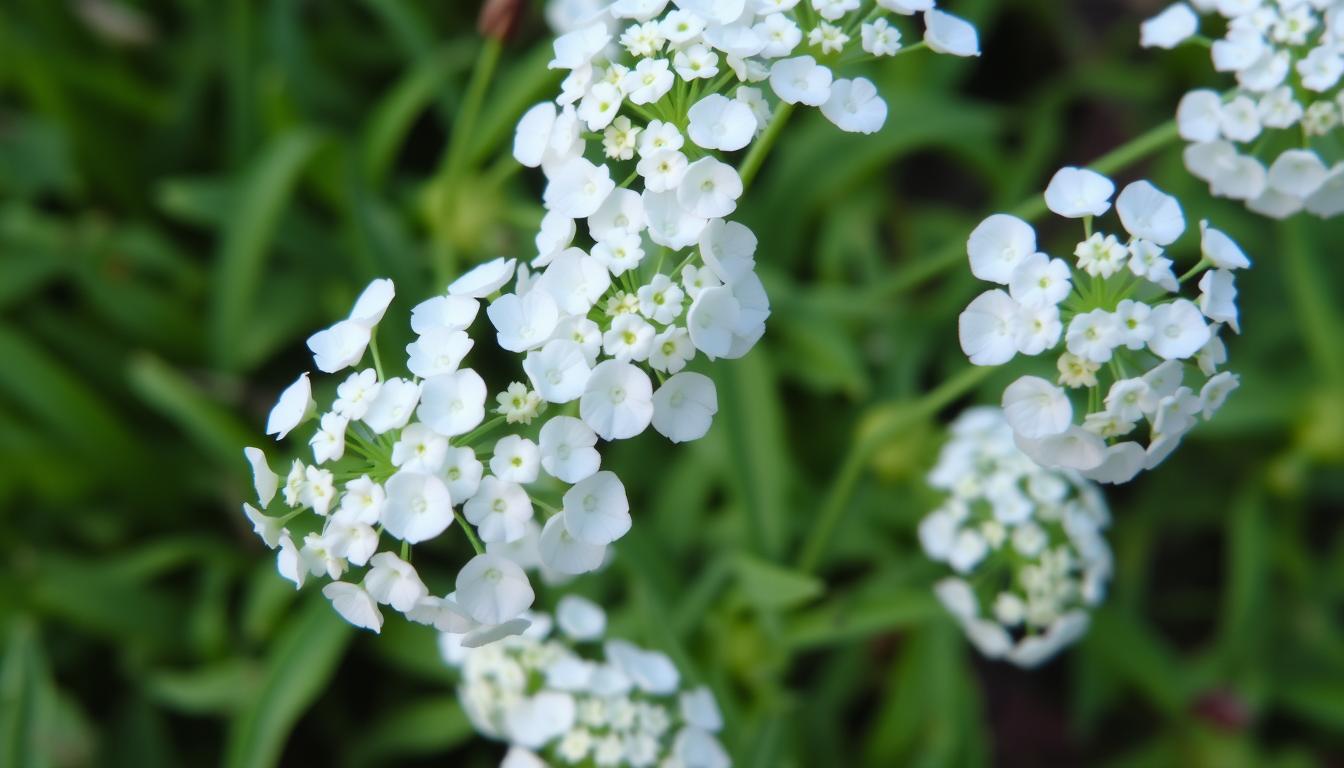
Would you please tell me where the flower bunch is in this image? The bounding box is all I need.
[1142,1,1344,218]
[242,268,728,638]
[920,408,1113,668]
[445,595,729,768]
[957,167,1247,484]
[510,3,982,419]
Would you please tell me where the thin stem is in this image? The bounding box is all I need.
[866,119,1180,301]
[738,102,796,191]
[454,510,486,555]
[369,333,386,381]
[443,38,502,182]
[796,365,995,573]
[1281,218,1344,386]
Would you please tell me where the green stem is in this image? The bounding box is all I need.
[443,37,502,182]
[454,510,486,555]
[865,119,1180,301]
[796,365,995,574]
[369,333,386,381]
[1281,218,1344,386]
[738,102,796,191]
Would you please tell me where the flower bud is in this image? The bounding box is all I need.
[478,0,522,43]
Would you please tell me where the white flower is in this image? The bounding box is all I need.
[539,416,602,483]
[1298,46,1344,92]
[923,9,981,57]
[1200,221,1250,269]
[1116,180,1186,246]
[243,502,284,548]
[550,23,611,70]
[820,77,888,134]
[464,475,534,543]
[405,327,474,378]
[1141,3,1199,49]
[524,339,592,405]
[418,369,488,438]
[1200,371,1239,418]
[332,369,381,420]
[862,18,902,56]
[589,187,646,242]
[644,189,708,249]
[652,372,718,443]
[362,377,420,434]
[1008,252,1071,307]
[677,157,743,219]
[1267,149,1328,198]
[1147,299,1211,360]
[539,514,608,574]
[515,102,560,168]
[959,289,1020,365]
[244,446,279,507]
[382,471,453,544]
[455,552,535,625]
[673,44,719,80]
[544,157,615,219]
[310,412,349,464]
[307,320,371,374]
[1015,302,1062,355]
[1044,167,1115,218]
[649,326,695,373]
[580,360,654,440]
[489,290,561,353]
[441,446,484,503]
[535,249,613,316]
[1066,309,1121,363]
[557,595,607,640]
[1073,233,1128,279]
[491,435,542,484]
[563,470,631,546]
[578,81,623,131]
[637,274,686,324]
[450,257,517,298]
[769,56,832,106]
[1128,239,1179,292]
[757,12,802,57]
[688,94,757,152]
[637,148,689,193]
[323,582,383,633]
[1177,89,1223,142]
[1002,375,1073,439]
[1220,95,1261,142]
[968,214,1037,284]
[1114,299,1155,350]
[1198,269,1240,332]
[365,552,429,612]
[687,285,742,359]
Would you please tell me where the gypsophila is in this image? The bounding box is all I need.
[1143,1,1344,218]
[958,168,1247,483]
[243,266,739,637]
[445,596,730,768]
[922,408,1113,668]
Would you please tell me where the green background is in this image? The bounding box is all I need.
[2,0,1342,765]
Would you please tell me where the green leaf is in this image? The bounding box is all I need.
[146,659,259,716]
[210,129,323,370]
[126,353,257,470]
[734,555,823,611]
[348,696,474,768]
[0,620,47,768]
[224,594,353,768]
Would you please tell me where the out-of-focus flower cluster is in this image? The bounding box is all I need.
[445,595,730,768]
[242,269,730,639]
[958,167,1246,483]
[1142,0,1344,218]
[921,408,1113,668]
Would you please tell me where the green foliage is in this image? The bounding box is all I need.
[0,1,1341,766]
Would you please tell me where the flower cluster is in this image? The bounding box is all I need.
[1141,1,1344,218]
[957,167,1246,483]
[242,269,731,637]
[511,2,982,425]
[920,408,1113,668]
[445,595,729,768]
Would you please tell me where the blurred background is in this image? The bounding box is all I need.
[2,0,1342,765]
